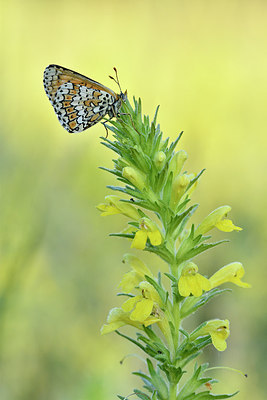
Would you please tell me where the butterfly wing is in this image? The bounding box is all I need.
[43,64,119,133]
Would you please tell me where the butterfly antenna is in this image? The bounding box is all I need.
[109,67,122,93]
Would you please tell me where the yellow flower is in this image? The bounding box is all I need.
[178,262,211,297]
[101,307,143,335]
[209,262,251,289]
[194,319,230,351]
[122,281,162,326]
[195,206,242,236]
[97,195,140,220]
[131,218,162,250]
[119,254,153,292]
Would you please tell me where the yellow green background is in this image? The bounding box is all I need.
[1,1,266,399]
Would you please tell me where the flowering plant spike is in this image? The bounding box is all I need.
[98,98,249,400]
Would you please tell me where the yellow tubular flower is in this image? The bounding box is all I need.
[100,307,143,335]
[195,206,242,236]
[209,262,251,289]
[121,281,162,326]
[126,297,154,323]
[139,281,163,307]
[97,195,140,220]
[195,319,230,351]
[178,262,211,297]
[119,254,153,293]
[131,218,162,250]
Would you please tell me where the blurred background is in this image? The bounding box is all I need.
[0,0,266,399]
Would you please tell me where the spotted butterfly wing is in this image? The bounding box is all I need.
[43,64,126,133]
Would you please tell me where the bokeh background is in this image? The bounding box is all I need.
[1,0,266,399]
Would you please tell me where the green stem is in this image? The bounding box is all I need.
[169,382,177,400]
[168,262,181,399]
[172,299,180,352]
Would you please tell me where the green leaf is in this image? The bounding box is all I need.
[98,166,122,178]
[176,240,228,265]
[106,185,128,194]
[133,371,153,383]
[183,392,239,400]
[154,166,168,194]
[187,169,205,190]
[144,243,174,264]
[152,105,160,126]
[179,351,202,369]
[189,322,208,338]
[162,171,173,205]
[109,233,135,239]
[179,328,190,338]
[133,389,152,400]
[144,275,166,304]
[173,204,199,238]
[176,364,211,399]
[158,363,184,385]
[174,336,211,365]
[169,205,198,237]
[101,141,122,155]
[115,331,147,353]
[146,359,169,400]
[117,292,135,297]
[181,288,231,318]
[137,334,170,362]
[164,273,177,283]
[167,131,184,156]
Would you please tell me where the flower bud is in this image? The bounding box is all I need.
[122,167,146,190]
[170,174,190,209]
[154,151,166,171]
[186,173,198,196]
[169,150,188,177]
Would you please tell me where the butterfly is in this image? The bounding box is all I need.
[43,64,127,133]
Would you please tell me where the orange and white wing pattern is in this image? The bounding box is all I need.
[43,64,126,133]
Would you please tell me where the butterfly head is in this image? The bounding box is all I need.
[109,89,127,118]
[120,89,127,102]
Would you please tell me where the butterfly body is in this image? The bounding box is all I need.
[43,64,126,133]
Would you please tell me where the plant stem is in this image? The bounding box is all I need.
[169,261,180,351]
[169,261,181,399]
[169,382,177,400]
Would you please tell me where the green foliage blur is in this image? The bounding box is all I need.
[0,1,266,399]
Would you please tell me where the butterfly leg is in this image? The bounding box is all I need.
[117,112,140,135]
[102,121,109,138]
